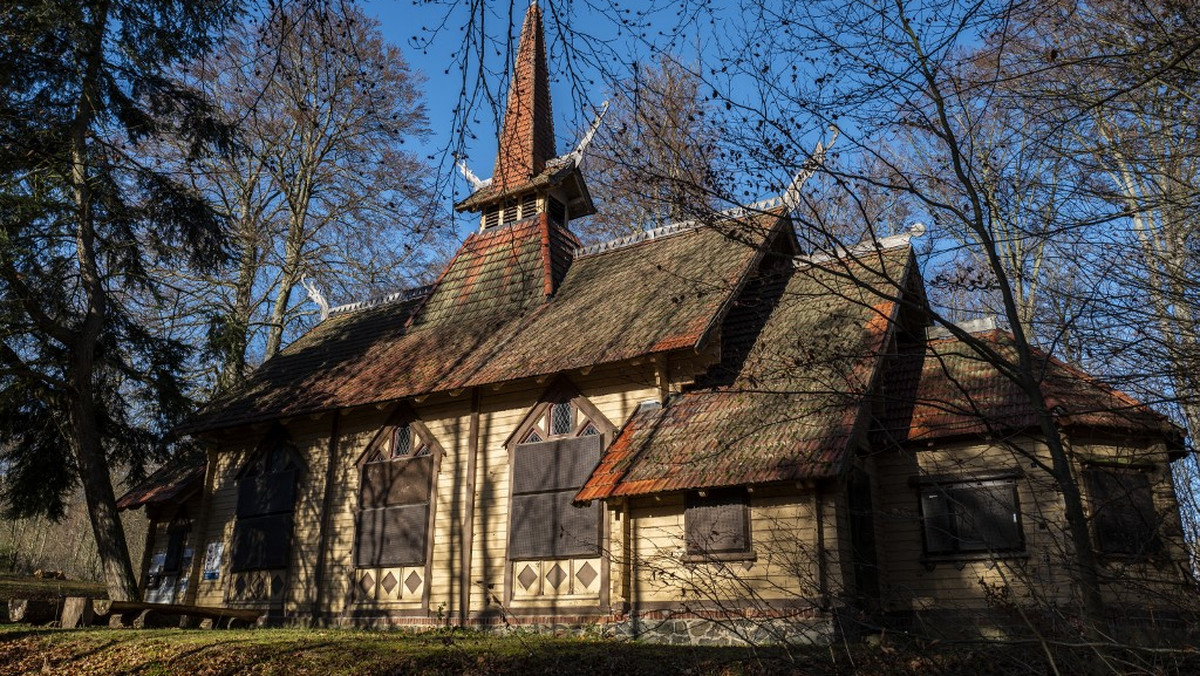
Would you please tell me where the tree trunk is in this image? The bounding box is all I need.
[67,0,139,602]
[216,227,260,391]
[263,184,312,359]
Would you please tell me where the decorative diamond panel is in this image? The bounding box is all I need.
[575,561,597,589]
[545,563,567,589]
[234,576,247,597]
[517,564,539,590]
[405,570,422,594]
[381,572,398,594]
[359,572,375,598]
[252,576,266,598]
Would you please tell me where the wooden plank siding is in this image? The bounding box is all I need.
[872,434,1190,614]
[190,361,669,623]
[620,486,839,612]
[181,363,1191,627]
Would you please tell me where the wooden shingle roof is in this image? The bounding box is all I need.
[183,211,781,433]
[874,330,1184,448]
[577,244,914,501]
[116,457,206,511]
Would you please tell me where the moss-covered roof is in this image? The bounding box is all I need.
[874,329,1184,448]
[577,244,914,501]
[184,212,779,433]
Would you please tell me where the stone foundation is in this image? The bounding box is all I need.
[325,608,838,646]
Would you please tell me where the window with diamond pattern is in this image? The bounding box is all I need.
[356,423,435,568]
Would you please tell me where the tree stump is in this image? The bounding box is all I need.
[8,599,58,625]
[59,597,94,629]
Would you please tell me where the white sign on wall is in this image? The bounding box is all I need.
[202,541,224,581]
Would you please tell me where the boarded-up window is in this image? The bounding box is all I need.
[1085,467,1162,557]
[230,443,298,572]
[355,438,435,568]
[685,490,750,555]
[356,504,429,568]
[509,435,603,560]
[919,480,1022,556]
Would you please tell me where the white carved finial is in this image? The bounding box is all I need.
[301,275,330,321]
[781,125,840,212]
[568,101,610,169]
[456,157,487,192]
[908,222,927,238]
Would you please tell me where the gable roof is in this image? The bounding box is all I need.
[875,329,1185,449]
[183,211,784,434]
[117,457,207,511]
[577,243,914,501]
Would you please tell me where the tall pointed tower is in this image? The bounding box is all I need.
[454,0,596,230]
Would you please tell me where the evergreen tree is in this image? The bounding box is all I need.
[0,0,237,599]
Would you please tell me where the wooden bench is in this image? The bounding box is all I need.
[100,600,263,629]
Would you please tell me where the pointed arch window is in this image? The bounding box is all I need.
[518,398,597,444]
[356,420,438,568]
[231,433,300,572]
[509,389,613,561]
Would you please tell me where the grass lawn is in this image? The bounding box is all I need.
[2,624,1199,675]
[0,626,828,676]
[0,572,106,602]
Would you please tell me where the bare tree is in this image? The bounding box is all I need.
[167,3,446,389]
[580,57,723,242]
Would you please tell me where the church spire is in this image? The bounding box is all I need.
[454,0,597,228]
[494,0,555,192]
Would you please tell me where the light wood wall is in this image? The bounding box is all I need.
[616,486,842,612]
[873,433,1191,614]
[192,359,666,621]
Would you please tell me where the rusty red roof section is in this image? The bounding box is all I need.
[491,1,554,193]
[875,330,1183,446]
[116,458,206,511]
[184,212,779,433]
[577,245,914,501]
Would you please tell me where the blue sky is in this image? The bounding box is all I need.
[360,0,723,214]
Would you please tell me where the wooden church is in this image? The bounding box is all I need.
[119,1,1194,642]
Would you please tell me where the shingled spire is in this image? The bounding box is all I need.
[454,0,596,228]
[494,0,554,192]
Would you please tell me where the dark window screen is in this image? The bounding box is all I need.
[1085,468,1162,557]
[686,490,750,555]
[355,504,430,568]
[920,481,1022,556]
[355,446,435,568]
[509,435,603,560]
[231,513,292,571]
[231,449,298,572]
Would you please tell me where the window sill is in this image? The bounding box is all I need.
[920,551,1028,571]
[682,551,757,564]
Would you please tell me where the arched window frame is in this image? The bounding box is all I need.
[230,426,302,572]
[353,404,443,571]
[514,392,606,445]
[505,379,615,575]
